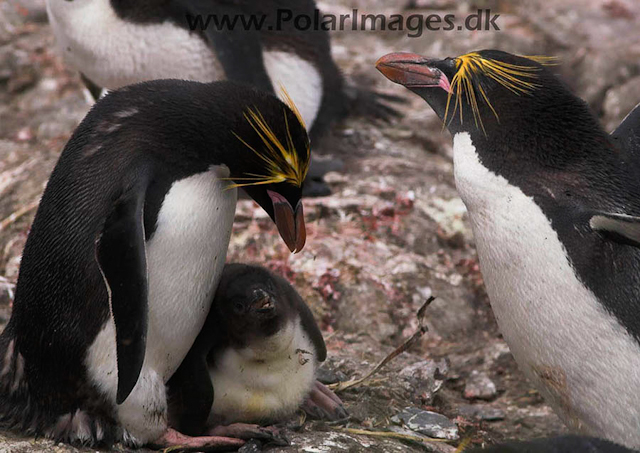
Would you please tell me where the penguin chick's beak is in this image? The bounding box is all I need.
[267,190,306,253]
[376,52,451,93]
[251,289,275,314]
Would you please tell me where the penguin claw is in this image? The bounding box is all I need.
[207,423,289,447]
[149,428,245,452]
[344,85,406,122]
[302,381,349,421]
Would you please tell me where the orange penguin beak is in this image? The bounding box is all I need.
[268,190,306,253]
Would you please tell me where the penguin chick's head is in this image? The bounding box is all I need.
[228,89,310,253]
[214,264,291,344]
[376,50,559,136]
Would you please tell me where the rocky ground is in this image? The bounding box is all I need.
[1,0,639,451]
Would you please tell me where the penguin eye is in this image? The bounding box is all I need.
[233,302,244,314]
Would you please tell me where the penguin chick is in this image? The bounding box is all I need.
[0,80,310,451]
[168,263,347,437]
[465,435,637,453]
[376,50,640,449]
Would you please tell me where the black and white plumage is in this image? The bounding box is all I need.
[168,263,346,437]
[47,0,399,196]
[0,80,310,449]
[45,0,401,197]
[377,50,640,449]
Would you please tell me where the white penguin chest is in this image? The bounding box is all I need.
[46,0,224,88]
[145,166,237,380]
[452,132,640,446]
[207,319,318,424]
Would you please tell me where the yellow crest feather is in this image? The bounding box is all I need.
[227,101,310,190]
[444,52,558,134]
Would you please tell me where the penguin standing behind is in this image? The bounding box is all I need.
[376,50,640,449]
[45,0,401,195]
[167,263,347,438]
[0,80,310,450]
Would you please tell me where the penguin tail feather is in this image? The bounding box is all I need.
[0,331,121,447]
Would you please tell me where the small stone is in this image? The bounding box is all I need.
[464,371,498,401]
[457,404,505,421]
[238,439,262,453]
[391,407,459,440]
[399,359,448,404]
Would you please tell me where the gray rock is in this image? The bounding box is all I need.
[457,404,505,421]
[399,359,448,404]
[463,371,498,401]
[391,407,459,440]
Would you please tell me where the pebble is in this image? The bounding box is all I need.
[463,371,498,401]
[391,407,459,440]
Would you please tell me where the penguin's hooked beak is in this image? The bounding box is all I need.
[267,190,306,253]
[376,52,451,93]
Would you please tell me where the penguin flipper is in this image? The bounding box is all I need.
[611,102,640,156]
[180,1,274,93]
[97,185,149,405]
[589,211,640,248]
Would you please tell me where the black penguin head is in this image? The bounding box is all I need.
[376,50,562,137]
[214,264,290,343]
[226,89,310,253]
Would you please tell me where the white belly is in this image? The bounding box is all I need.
[208,319,318,424]
[87,165,237,394]
[146,166,237,379]
[453,132,640,448]
[46,0,224,88]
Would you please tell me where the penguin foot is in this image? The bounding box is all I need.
[149,427,245,452]
[344,85,405,122]
[207,423,289,446]
[302,380,349,421]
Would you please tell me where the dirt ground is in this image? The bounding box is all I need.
[1,0,640,451]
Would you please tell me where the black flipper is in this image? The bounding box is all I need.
[97,183,149,405]
[167,351,214,436]
[589,211,640,248]
[611,102,640,156]
[178,0,274,93]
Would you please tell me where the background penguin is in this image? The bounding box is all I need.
[376,50,640,449]
[45,0,402,197]
[0,80,310,450]
[167,263,347,439]
[464,435,637,453]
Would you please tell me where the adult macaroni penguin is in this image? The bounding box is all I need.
[377,50,640,449]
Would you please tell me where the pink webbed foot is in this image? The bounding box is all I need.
[149,427,245,452]
[302,380,349,420]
